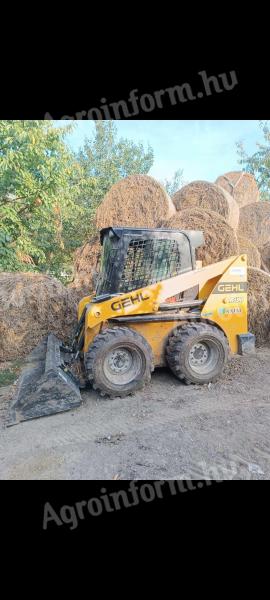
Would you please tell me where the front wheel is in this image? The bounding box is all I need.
[166,322,229,385]
[84,327,154,397]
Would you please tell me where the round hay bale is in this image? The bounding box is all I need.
[0,273,77,361]
[238,201,270,247]
[259,240,270,273]
[164,208,239,266]
[95,174,175,230]
[69,234,101,298]
[248,267,270,345]
[172,180,239,230]
[237,234,261,268]
[216,171,260,208]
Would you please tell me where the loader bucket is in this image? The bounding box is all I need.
[7,334,82,426]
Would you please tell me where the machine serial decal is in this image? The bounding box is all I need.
[213,282,247,294]
[218,307,242,315]
[111,292,151,311]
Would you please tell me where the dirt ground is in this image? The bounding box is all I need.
[0,347,270,480]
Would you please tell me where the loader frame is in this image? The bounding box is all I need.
[78,254,248,365]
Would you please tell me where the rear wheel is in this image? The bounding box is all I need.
[166,322,229,385]
[84,327,154,397]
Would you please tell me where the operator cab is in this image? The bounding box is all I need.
[96,226,204,297]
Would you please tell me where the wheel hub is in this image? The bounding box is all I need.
[189,342,209,366]
[108,349,133,374]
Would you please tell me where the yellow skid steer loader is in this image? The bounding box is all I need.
[9,227,255,425]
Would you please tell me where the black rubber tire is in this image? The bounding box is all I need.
[166,322,229,385]
[84,327,154,397]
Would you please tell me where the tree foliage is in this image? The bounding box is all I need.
[77,121,154,209]
[161,168,185,196]
[0,120,87,277]
[0,120,155,280]
[237,121,270,200]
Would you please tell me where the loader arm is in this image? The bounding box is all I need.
[79,254,248,355]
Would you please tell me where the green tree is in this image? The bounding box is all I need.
[0,120,87,277]
[161,168,185,196]
[237,121,270,200]
[0,120,155,281]
[77,121,154,210]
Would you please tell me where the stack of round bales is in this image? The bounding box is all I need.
[248,267,270,345]
[172,180,239,230]
[0,272,77,361]
[95,174,175,230]
[164,208,239,266]
[69,234,100,299]
[216,171,260,208]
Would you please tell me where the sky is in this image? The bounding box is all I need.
[57,120,263,183]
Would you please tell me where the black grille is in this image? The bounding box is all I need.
[96,237,183,295]
[119,238,182,293]
[96,227,200,296]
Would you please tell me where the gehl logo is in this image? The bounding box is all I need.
[111,292,150,311]
[213,282,247,294]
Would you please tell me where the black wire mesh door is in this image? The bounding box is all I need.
[119,238,182,293]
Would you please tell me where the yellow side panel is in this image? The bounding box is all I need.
[200,254,248,353]
[122,321,179,367]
